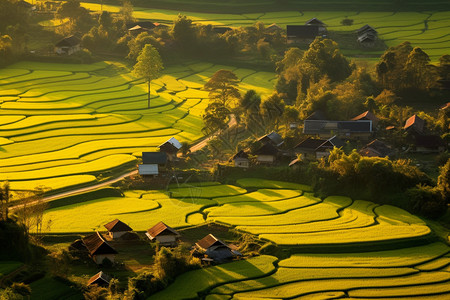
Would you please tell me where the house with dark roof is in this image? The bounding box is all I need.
[82,232,118,264]
[360,139,393,158]
[357,25,378,36]
[294,135,344,160]
[158,137,182,161]
[87,271,111,287]
[195,234,234,262]
[414,135,445,153]
[305,18,326,33]
[54,35,81,55]
[286,25,320,44]
[357,32,377,47]
[303,120,372,140]
[128,25,149,34]
[139,152,168,175]
[305,110,327,121]
[258,131,284,147]
[104,219,132,239]
[146,221,180,246]
[253,143,278,164]
[229,150,249,168]
[266,23,283,33]
[351,111,378,127]
[404,115,425,135]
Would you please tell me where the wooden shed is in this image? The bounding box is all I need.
[229,150,249,168]
[87,271,111,287]
[253,143,278,164]
[139,152,168,175]
[146,221,180,246]
[82,232,118,264]
[104,219,133,239]
[54,35,81,55]
[158,137,182,161]
[195,234,234,262]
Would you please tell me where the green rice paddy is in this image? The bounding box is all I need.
[0,61,275,193]
[79,3,450,60]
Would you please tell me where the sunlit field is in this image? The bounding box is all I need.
[80,2,450,61]
[34,177,450,299]
[0,62,275,194]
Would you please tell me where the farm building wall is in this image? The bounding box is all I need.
[257,155,275,163]
[109,231,127,239]
[93,254,115,264]
[155,235,177,246]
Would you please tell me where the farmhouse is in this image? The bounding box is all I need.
[229,150,250,168]
[357,32,377,47]
[357,24,378,36]
[305,18,327,33]
[158,137,182,161]
[258,131,284,147]
[139,152,168,176]
[146,221,180,246]
[87,271,111,287]
[253,142,278,164]
[195,234,234,262]
[104,219,132,239]
[266,23,282,32]
[82,232,118,264]
[286,25,320,44]
[54,35,81,55]
[303,120,372,139]
[360,139,393,158]
[351,111,378,127]
[404,115,425,135]
[294,135,344,160]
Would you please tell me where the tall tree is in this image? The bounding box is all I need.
[133,44,164,108]
[437,159,450,204]
[204,69,240,106]
[0,181,11,221]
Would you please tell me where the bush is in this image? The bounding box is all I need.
[407,185,446,219]
[341,18,354,26]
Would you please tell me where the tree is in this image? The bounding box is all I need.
[204,70,240,106]
[437,158,450,204]
[202,100,230,134]
[16,187,49,239]
[127,32,162,61]
[133,44,164,108]
[171,15,196,53]
[260,93,285,128]
[0,181,11,221]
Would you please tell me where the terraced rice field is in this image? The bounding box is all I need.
[149,243,450,299]
[80,3,450,60]
[0,62,275,194]
[43,179,431,247]
[42,178,450,299]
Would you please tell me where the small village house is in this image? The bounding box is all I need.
[195,234,234,262]
[357,24,378,36]
[286,25,320,44]
[158,137,182,161]
[258,131,284,147]
[357,32,377,47]
[305,18,327,33]
[303,120,373,140]
[404,115,425,135]
[146,221,180,246]
[351,111,378,127]
[229,150,250,168]
[360,139,393,158]
[87,271,111,287]
[128,25,149,35]
[139,152,168,176]
[82,232,118,264]
[294,135,344,160]
[266,23,282,33]
[253,142,278,164]
[54,35,81,55]
[104,219,133,239]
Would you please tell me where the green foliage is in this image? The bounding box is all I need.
[407,185,446,219]
[204,69,240,105]
[437,159,450,204]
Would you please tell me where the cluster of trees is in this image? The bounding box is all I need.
[0,0,30,66]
